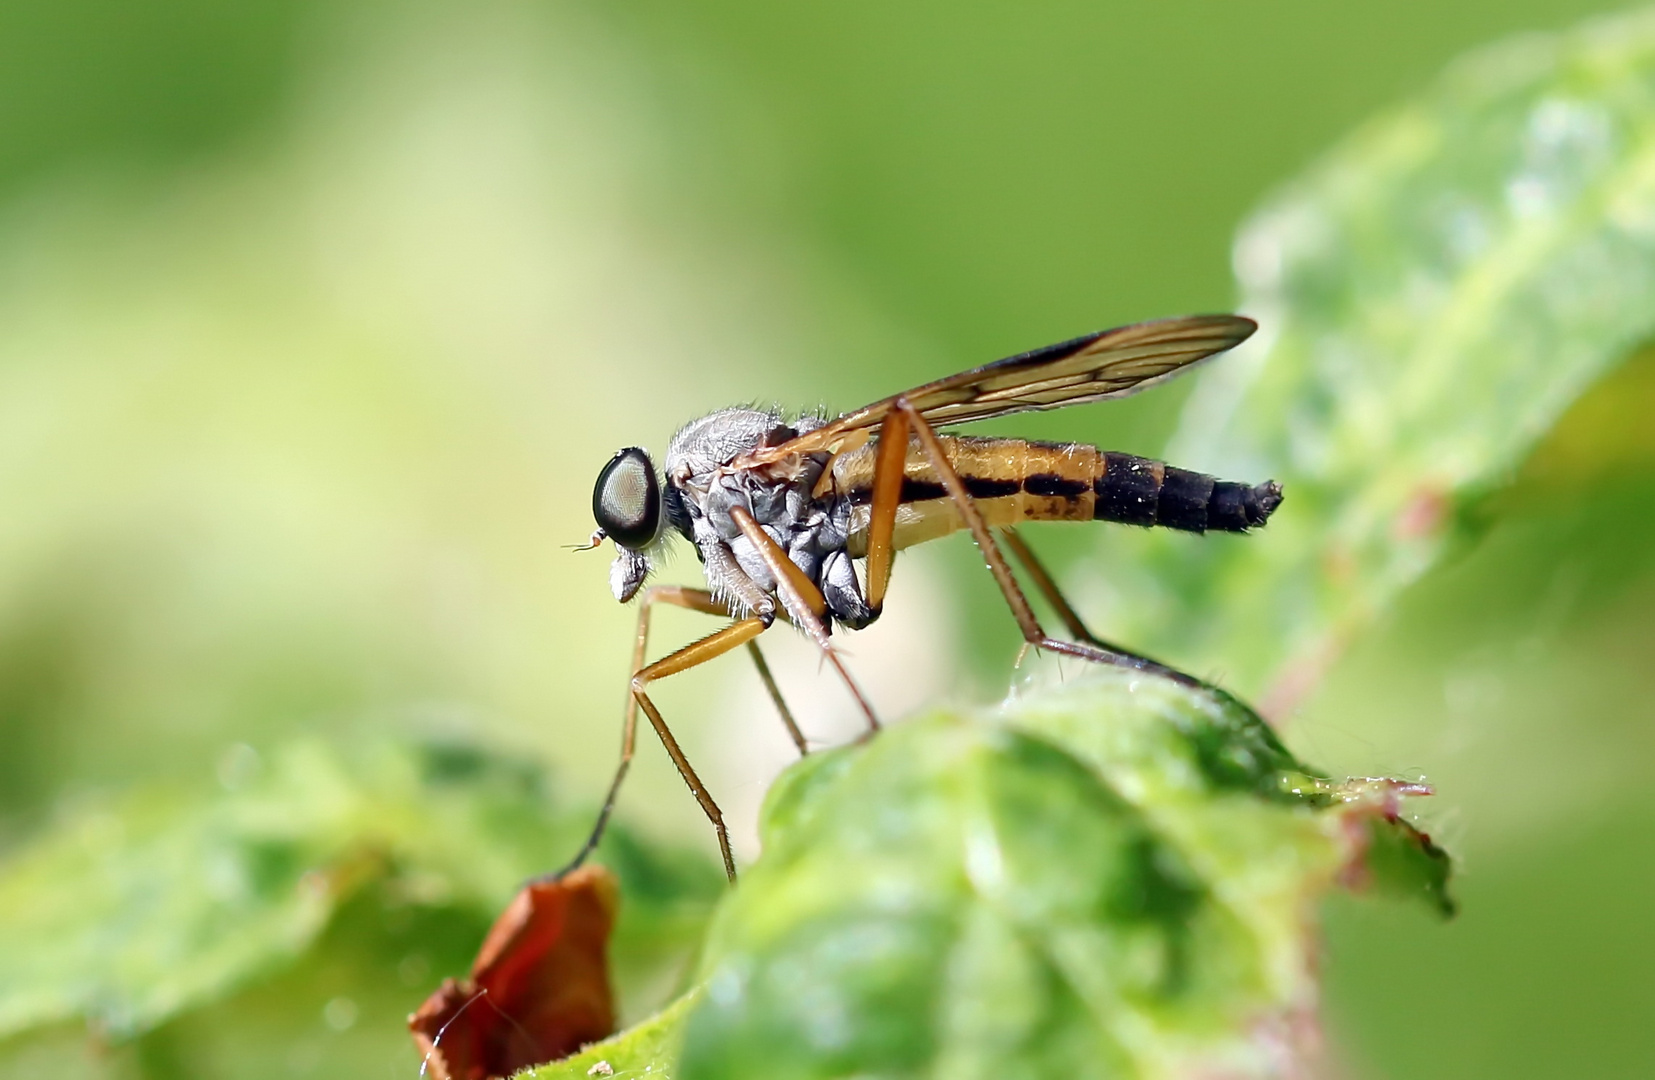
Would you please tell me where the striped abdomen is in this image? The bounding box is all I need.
[832,436,1282,554]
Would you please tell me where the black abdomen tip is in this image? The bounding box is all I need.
[1093,452,1284,534]
[1250,480,1283,526]
[1208,478,1283,532]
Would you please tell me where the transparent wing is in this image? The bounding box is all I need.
[738,314,1256,466]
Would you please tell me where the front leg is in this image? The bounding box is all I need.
[629,615,772,880]
[553,584,802,883]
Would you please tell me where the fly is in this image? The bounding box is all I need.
[561,314,1280,879]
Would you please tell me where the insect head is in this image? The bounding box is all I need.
[592,447,662,602]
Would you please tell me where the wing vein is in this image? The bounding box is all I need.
[731,314,1256,469]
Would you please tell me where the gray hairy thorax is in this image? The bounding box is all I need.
[661,406,875,630]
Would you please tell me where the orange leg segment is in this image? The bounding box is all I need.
[863,408,911,614]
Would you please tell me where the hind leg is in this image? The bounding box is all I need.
[891,398,1203,688]
[1000,527,1138,655]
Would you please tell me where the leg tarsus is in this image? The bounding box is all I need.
[632,686,741,880]
[1034,636,1201,688]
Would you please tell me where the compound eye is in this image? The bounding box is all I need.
[593,447,661,550]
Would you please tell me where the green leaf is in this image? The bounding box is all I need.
[0,737,719,1054]
[1100,7,1655,707]
[528,989,702,1080]
[536,669,1448,1080]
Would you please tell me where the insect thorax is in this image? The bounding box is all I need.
[663,407,872,627]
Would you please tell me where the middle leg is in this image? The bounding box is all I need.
[555,586,801,883]
[746,639,808,755]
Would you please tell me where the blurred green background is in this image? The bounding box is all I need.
[1,1,1652,1077]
